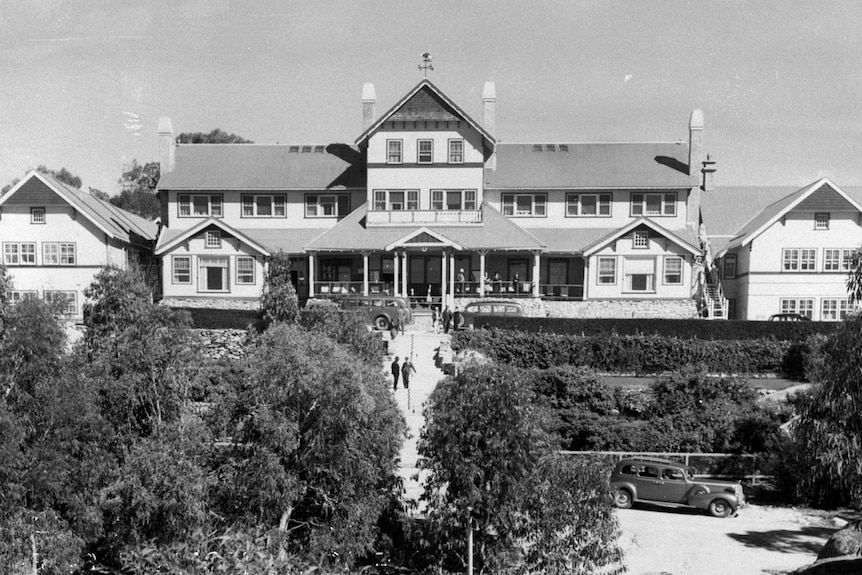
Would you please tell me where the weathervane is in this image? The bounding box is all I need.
[418,52,433,78]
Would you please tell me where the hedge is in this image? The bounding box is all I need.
[174,307,261,330]
[472,316,838,341]
[452,328,807,376]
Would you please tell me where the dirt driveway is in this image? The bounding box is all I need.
[617,503,838,575]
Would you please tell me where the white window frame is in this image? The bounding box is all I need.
[815,212,830,230]
[417,139,433,164]
[624,257,656,293]
[632,231,649,249]
[172,255,191,284]
[30,207,45,224]
[372,190,419,211]
[242,194,286,218]
[305,194,350,218]
[780,298,814,318]
[431,189,478,211]
[205,230,221,249]
[387,139,403,164]
[448,139,464,164]
[43,242,76,265]
[198,256,229,293]
[782,248,816,272]
[821,298,851,321]
[723,254,737,279]
[631,193,676,217]
[502,194,546,217]
[178,194,223,218]
[4,242,36,265]
[663,256,683,285]
[597,256,617,285]
[824,248,853,271]
[566,193,612,217]
[236,256,255,285]
[8,291,38,303]
[44,290,77,315]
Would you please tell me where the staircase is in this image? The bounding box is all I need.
[703,281,727,319]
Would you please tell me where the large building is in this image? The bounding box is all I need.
[155,79,720,318]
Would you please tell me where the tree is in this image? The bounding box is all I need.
[259,252,301,325]
[176,129,253,144]
[2,165,83,194]
[300,303,387,365]
[847,248,862,303]
[110,160,161,219]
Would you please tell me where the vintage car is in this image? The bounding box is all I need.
[610,458,744,518]
[458,300,525,329]
[307,295,412,330]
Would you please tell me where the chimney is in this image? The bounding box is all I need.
[362,83,376,131]
[688,109,703,176]
[158,117,175,174]
[701,154,717,193]
[483,81,496,170]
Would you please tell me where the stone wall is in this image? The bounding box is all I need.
[195,329,252,360]
[545,299,699,319]
[161,297,259,311]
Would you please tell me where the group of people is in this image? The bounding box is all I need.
[452,268,522,294]
[430,305,462,334]
[390,356,415,391]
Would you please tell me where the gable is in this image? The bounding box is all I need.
[389,87,462,123]
[405,232,444,244]
[795,183,859,212]
[2,178,67,206]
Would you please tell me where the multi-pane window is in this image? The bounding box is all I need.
[172,256,191,284]
[624,257,655,292]
[236,256,255,285]
[632,231,649,249]
[372,190,419,211]
[723,254,737,279]
[43,243,75,265]
[448,139,464,163]
[418,139,433,163]
[199,256,229,292]
[8,291,37,303]
[44,291,77,315]
[305,194,350,217]
[824,248,853,271]
[242,195,286,217]
[566,193,612,217]
[30,208,45,224]
[387,140,402,164]
[782,248,816,271]
[205,230,221,248]
[3,243,36,265]
[631,193,676,216]
[815,213,830,230]
[822,298,851,321]
[431,190,477,210]
[597,257,617,284]
[781,298,814,318]
[178,194,222,217]
[664,256,683,284]
[502,194,546,217]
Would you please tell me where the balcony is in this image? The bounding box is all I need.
[366,209,482,226]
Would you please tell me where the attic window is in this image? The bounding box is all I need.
[301,145,312,153]
[558,144,569,152]
[545,144,556,152]
[289,146,300,153]
[314,145,325,153]
[532,144,543,152]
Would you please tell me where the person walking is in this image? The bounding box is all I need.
[442,305,452,334]
[391,356,400,391]
[397,307,406,335]
[401,357,416,389]
[431,305,439,333]
[453,307,463,331]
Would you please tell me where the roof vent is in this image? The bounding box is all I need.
[314,145,325,153]
[289,146,300,153]
[545,144,556,152]
[301,145,312,153]
[558,144,569,152]
[532,144,543,152]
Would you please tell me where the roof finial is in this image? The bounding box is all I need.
[418,52,433,78]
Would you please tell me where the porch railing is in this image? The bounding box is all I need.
[366,209,482,225]
[310,281,585,301]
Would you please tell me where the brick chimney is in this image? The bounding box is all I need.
[701,154,717,192]
[689,109,703,176]
[158,117,175,174]
[362,83,376,131]
[483,81,496,170]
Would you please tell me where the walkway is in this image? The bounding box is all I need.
[384,315,451,513]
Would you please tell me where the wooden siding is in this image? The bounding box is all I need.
[4,178,66,206]
[796,184,858,212]
[389,87,461,122]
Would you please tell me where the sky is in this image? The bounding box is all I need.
[1,0,861,195]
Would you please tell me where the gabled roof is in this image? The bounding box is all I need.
[582,218,701,257]
[156,144,365,191]
[485,142,697,189]
[355,80,495,151]
[0,171,157,244]
[385,227,463,251]
[707,178,862,257]
[154,218,272,256]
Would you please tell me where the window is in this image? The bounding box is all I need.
[597,257,617,284]
[178,194,222,217]
[44,290,77,315]
[3,243,36,265]
[783,248,816,271]
[824,248,853,271]
[236,256,255,285]
[30,208,45,224]
[726,298,736,320]
[624,257,655,292]
[387,140,402,164]
[815,213,830,230]
[418,139,433,163]
[723,254,737,279]
[822,298,851,321]
[8,291,37,303]
[448,139,464,163]
[431,189,477,210]
[43,243,75,265]
[199,256,228,292]
[206,230,221,248]
[374,190,386,211]
[242,195,286,217]
[566,193,611,217]
[781,298,814,318]
[502,194,546,217]
[631,193,676,216]
[664,256,683,284]
[172,256,191,284]
[305,194,350,218]
[632,231,649,249]
[372,190,419,211]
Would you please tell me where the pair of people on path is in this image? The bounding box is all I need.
[391,356,415,390]
[440,305,462,333]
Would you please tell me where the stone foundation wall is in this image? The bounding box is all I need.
[195,329,252,360]
[161,297,259,311]
[545,299,699,319]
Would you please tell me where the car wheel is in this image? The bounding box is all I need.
[374,316,390,331]
[613,488,633,509]
[708,499,731,518]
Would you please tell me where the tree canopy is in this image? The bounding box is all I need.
[260,252,301,325]
[2,165,83,194]
[110,160,161,220]
[176,129,253,144]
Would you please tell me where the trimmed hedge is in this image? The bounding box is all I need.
[473,316,838,341]
[453,328,805,376]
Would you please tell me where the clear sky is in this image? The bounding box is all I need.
[2,0,861,194]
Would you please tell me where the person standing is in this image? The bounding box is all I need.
[391,356,400,390]
[512,271,520,293]
[397,307,406,335]
[453,307,463,331]
[456,268,466,293]
[431,305,439,333]
[401,357,416,389]
[442,305,452,334]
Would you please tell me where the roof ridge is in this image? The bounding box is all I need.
[500,140,686,145]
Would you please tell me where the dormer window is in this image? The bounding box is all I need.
[418,139,433,164]
[815,213,830,230]
[387,140,403,164]
[448,139,464,164]
[31,207,45,224]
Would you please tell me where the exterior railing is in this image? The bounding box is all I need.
[539,283,585,300]
[366,209,482,225]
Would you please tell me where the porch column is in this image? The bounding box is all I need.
[308,253,315,297]
[440,250,447,305]
[393,252,400,296]
[478,251,487,297]
[583,258,589,300]
[449,251,456,307]
[362,252,370,296]
[401,250,409,301]
[533,251,541,297]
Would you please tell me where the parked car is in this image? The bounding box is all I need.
[312,295,412,330]
[609,458,744,518]
[458,300,525,329]
[768,313,811,321]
